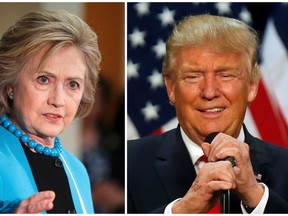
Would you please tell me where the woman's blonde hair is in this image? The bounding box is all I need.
[0,10,101,117]
[163,14,260,82]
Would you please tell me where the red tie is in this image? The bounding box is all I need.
[199,155,208,162]
[197,155,222,214]
[206,202,221,213]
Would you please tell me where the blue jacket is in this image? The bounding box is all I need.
[0,126,94,213]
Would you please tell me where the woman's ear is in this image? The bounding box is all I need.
[7,86,14,100]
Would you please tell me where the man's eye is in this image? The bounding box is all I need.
[219,73,234,80]
[184,74,202,82]
[37,76,49,84]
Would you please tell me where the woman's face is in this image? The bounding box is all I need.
[10,45,86,141]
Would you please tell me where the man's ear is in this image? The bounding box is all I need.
[164,76,175,104]
[248,80,259,103]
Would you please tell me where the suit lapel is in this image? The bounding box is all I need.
[154,127,196,201]
[231,125,272,212]
[243,124,270,179]
[153,125,271,209]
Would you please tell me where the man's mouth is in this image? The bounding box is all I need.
[202,107,225,113]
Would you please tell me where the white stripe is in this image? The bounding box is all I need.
[60,154,87,214]
[161,117,178,132]
[260,17,288,123]
[127,115,140,140]
[245,108,261,139]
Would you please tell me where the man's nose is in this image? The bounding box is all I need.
[200,74,219,100]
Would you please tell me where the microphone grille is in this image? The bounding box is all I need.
[204,132,219,143]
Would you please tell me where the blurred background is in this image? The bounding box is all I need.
[0,2,124,213]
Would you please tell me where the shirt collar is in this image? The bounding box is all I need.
[180,126,245,166]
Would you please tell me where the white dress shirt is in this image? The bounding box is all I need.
[164,126,268,214]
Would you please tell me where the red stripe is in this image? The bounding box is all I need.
[250,80,288,147]
[151,128,164,135]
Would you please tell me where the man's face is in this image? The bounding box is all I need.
[164,46,259,145]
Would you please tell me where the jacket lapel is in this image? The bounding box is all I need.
[230,124,271,212]
[154,126,196,201]
[243,124,270,179]
[153,125,271,210]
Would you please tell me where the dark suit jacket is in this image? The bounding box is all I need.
[128,125,288,213]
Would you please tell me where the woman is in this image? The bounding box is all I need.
[0,10,101,213]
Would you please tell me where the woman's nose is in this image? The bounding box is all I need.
[47,85,65,107]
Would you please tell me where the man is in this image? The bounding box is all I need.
[128,14,288,213]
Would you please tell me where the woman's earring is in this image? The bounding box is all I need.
[8,92,14,100]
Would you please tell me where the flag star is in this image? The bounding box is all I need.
[157,7,175,27]
[152,39,166,59]
[147,69,164,90]
[129,28,146,48]
[239,7,252,24]
[127,60,140,79]
[215,2,232,15]
[141,101,160,122]
[134,2,150,17]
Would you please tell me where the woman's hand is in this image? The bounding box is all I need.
[15,191,55,213]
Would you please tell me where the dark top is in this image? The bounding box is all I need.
[22,143,76,213]
[128,124,288,213]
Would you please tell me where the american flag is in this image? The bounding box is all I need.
[127,2,288,147]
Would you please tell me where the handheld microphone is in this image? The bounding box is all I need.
[204,132,236,167]
[204,132,236,214]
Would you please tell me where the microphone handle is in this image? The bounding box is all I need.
[203,131,236,214]
[221,190,230,213]
[221,156,235,213]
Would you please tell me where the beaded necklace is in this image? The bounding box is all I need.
[0,114,62,158]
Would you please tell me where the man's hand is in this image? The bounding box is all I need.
[202,133,264,208]
[172,160,236,213]
[15,191,55,214]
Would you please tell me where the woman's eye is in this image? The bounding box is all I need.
[69,81,80,89]
[37,76,49,84]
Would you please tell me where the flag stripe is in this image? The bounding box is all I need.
[127,3,288,148]
[250,80,288,146]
